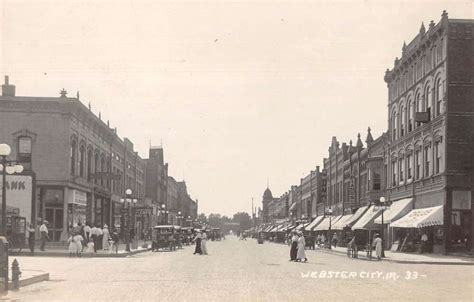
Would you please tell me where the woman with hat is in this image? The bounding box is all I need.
[373,233,383,260]
[296,231,308,262]
[289,230,298,261]
[193,230,203,255]
[102,224,110,251]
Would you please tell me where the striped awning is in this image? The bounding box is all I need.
[374,198,413,224]
[314,215,342,231]
[304,216,324,231]
[390,205,444,228]
[351,206,382,230]
[331,214,353,230]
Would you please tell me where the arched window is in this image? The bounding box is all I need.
[391,110,398,140]
[408,100,414,132]
[70,139,77,176]
[100,155,106,187]
[87,148,93,181]
[425,86,432,120]
[415,92,422,127]
[79,144,85,178]
[400,105,406,136]
[424,143,432,177]
[94,152,100,185]
[436,79,443,116]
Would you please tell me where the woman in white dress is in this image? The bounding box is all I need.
[102,225,110,250]
[201,231,208,255]
[373,234,383,260]
[296,231,308,262]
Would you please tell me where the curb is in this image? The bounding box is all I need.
[10,247,152,258]
[16,273,50,287]
[315,247,474,266]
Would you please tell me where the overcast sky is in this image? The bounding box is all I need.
[1,0,472,216]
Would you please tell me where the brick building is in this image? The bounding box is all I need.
[0,79,146,241]
[384,11,474,252]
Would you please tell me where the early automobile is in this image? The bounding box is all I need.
[151,225,179,251]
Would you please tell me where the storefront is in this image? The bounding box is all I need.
[133,206,153,240]
[390,205,444,254]
[67,189,87,228]
[39,186,65,241]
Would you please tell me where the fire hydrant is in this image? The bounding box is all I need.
[12,259,21,290]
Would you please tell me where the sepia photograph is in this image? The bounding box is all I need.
[0,0,473,301]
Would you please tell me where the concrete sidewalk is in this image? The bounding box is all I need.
[10,240,152,258]
[314,245,474,265]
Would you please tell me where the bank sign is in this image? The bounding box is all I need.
[0,174,33,223]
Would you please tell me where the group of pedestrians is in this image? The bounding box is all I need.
[289,230,308,262]
[193,230,208,255]
[67,223,119,257]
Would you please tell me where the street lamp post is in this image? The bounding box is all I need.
[120,188,135,252]
[325,207,333,250]
[0,143,24,236]
[378,196,388,258]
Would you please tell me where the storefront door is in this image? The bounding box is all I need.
[45,207,63,241]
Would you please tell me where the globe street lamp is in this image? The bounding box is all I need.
[177,211,183,226]
[378,196,389,258]
[0,143,24,236]
[325,207,333,250]
[120,188,134,252]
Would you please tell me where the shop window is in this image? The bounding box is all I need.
[17,136,32,171]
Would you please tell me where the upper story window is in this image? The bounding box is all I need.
[406,153,413,180]
[400,106,406,136]
[391,160,397,187]
[426,86,432,121]
[434,139,442,174]
[415,92,423,127]
[399,156,404,182]
[436,79,444,116]
[408,100,414,132]
[391,110,398,140]
[415,149,421,180]
[424,144,432,177]
[17,136,32,171]
[70,139,77,176]
[79,144,85,178]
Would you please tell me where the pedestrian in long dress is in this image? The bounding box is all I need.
[74,233,84,257]
[193,231,202,255]
[102,225,110,251]
[296,231,308,262]
[373,234,383,260]
[68,233,77,257]
[290,231,298,261]
[83,223,91,251]
[201,231,208,255]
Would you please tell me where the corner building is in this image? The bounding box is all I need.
[384,11,473,252]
